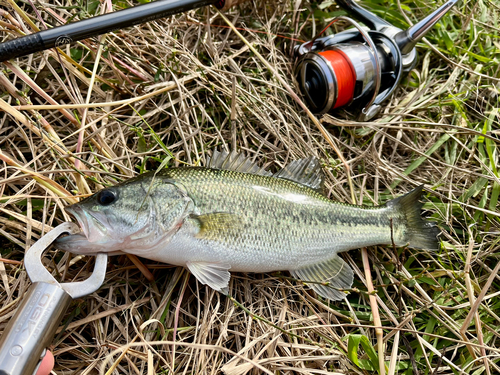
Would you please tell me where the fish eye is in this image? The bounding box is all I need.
[96,189,117,206]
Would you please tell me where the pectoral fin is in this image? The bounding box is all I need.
[191,213,244,241]
[186,261,231,294]
[290,254,353,300]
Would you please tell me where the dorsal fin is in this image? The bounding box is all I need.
[206,150,272,176]
[273,156,324,191]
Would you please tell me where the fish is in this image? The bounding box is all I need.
[56,151,439,300]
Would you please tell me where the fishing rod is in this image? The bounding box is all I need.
[0,0,248,62]
[293,0,460,120]
[1,0,460,122]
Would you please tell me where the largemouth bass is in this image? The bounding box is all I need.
[57,151,439,300]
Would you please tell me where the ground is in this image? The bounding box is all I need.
[0,0,499,374]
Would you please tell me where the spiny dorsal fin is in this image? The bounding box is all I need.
[273,156,324,191]
[290,254,353,301]
[206,150,272,176]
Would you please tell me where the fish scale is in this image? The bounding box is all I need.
[56,152,439,300]
[163,167,394,258]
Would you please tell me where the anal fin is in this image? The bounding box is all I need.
[186,261,231,293]
[290,254,353,301]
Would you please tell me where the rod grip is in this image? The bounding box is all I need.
[0,282,72,375]
[215,0,251,11]
[0,33,44,62]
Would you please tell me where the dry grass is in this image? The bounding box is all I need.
[1,0,500,374]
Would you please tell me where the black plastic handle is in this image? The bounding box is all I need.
[0,0,216,63]
[0,33,44,62]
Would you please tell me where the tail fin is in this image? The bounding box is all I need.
[387,186,440,251]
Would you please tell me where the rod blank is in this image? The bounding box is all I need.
[0,0,229,62]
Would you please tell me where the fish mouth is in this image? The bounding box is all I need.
[55,232,99,254]
[65,205,109,242]
[65,205,90,238]
[56,205,115,254]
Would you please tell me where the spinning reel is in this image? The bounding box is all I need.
[294,0,459,120]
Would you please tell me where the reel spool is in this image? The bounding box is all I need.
[294,0,460,121]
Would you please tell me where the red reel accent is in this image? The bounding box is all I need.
[318,50,356,109]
